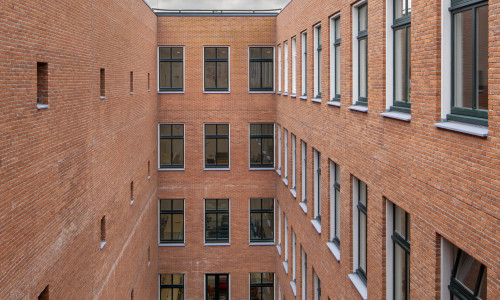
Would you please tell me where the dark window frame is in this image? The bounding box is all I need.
[204,124,230,169]
[302,31,308,97]
[205,199,230,244]
[250,198,275,243]
[204,47,229,92]
[159,199,184,244]
[160,274,185,300]
[333,16,341,101]
[206,274,229,300]
[448,249,487,300]
[357,3,368,106]
[331,162,340,247]
[391,204,411,300]
[356,179,367,284]
[314,149,321,222]
[449,0,489,126]
[159,124,185,169]
[250,123,275,168]
[250,273,274,300]
[315,25,322,99]
[249,47,274,91]
[159,47,184,92]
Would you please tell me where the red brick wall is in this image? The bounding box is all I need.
[0,0,159,298]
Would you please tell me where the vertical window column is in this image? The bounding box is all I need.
[330,16,341,102]
[291,134,296,194]
[284,41,289,94]
[312,149,321,233]
[301,32,308,97]
[278,44,282,92]
[356,3,368,106]
[37,62,49,108]
[292,37,297,96]
[314,25,322,99]
[328,161,341,258]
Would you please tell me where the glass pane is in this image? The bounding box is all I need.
[407,26,411,103]
[250,124,261,135]
[205,138,216,166]
[205,124,217,135]
[160,199,172,211]
[217,138,229,165]
[335,46,341,95]
[205,62,216,89]
[359,181,367,205]
[455,251,483,294]
[172,139,184,165]
[172,213,184,240]
[218,199,229,210]
[160,274,170,284]
[262,124,274,135]
[218,124,229,135]
[359,4,367,32]
[250,272,261,284]
[262,62,274,88]
[206,199,217,210]
[206,275,216,299]
[250,138,261,165]
[219,275,229,299]
[394,243,407,300]
[262,138,274,165]
[250,286,260,300]
[262,212,274,239]
[453,9,473,109]
[250,62,262,89]
[205,47,216,59]
[173,274,184,284]
[217,61,228,88]
[160,47,171,59]
[359,38,367,98]
[394,28,406,102]
[262,272,274,283]
[160,288,171,300]
[263,48,273,59]
[476,5,488,110]
[160,124,172,136]
[250,48,261,59]
[160,214,172,240]
[172,288,184,300]
[395,0,403,19]
[172,199,183,210]
[335,164,340,183]
[262,198,274,209]
[160,139,172,166]
[217,47,228,59]
[359,212,367,272]
[335,18,340,40]
[219,213,229,239]
[250,212,261,239]
[394,206,407,238]
[160,62,171,88]
[172,48,183,59]
[172,62,183,89]
[478,269,487,299]
[250,199,261,210]
[262,287,273,300]
[205,213,217,239]
[335,190,340,237]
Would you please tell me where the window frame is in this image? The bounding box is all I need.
[291,134,297,191]
[330,15,341,102]
[355,2,368,106]
[448,249,487,300]
[203,46,230,92]
[284,41,289,94]
[249,273,274,300]
[249,123,275,169]
[301,141,307,204]
[249,47,275,92]
[391,203,411,300]
[313,149,321,222]
[158,46,185,93]
[355,178,368,284]
[249,198,275,243]
[292,37,297,95]
[301,31,308,97]
[159,274,185,300]
[205,274,230,300]
[284,128,289,182]
[314,24,322,99]
[330,161,340,247]
[278,44,282,93]
[158,124,185,170]
[159,199,185,245]
[204,199,230,244]
[204,123,230,169]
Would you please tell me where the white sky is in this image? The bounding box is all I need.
[146,0,290,10]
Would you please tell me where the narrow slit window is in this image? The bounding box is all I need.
[130,71,134,93]
[147,72,150,91]
[130,181,134,204]
[100,216,106,249]
[100,68,105,98]
[38,285,49,300]
[37,62,48,105]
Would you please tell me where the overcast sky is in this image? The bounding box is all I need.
[146,0,290,10]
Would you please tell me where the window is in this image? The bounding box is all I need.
[392,0,411,113]
[159,124,184,169]
[291,134,296,191]
[130,71,134,93]
[249,47,274,91]
[301,142,307,204]
[250,273,274,300]
[284,129,288,182]
[314,272,321,300]
[205,124,229,169]
[160,274,184,300]
[277,124,282,172]
[130,181,134,205]
[100,68,105,98]
[131,289,134,300]
[278,203,282,250]
[250,124,274,168]
[302,250,307,300]
[330,161,340,247]
[313,149,321,224]
[292,37,297,95]
[159,47,184,92]
[205,199,229,243]
[284,215,288,263]
[206,274,229,300]
[284,41,289,94]
[148,72,150,91]
[390,203,410,300]
[278,44,282,92]
[354,177,367,284]
[38,285,49,300]
[159,199,184,244]
[301,32,308,96]
[292,230,297,282]
[100,216,106,249]
[449,0,488,125]
[148,160,151,179]
[37,62,48,106]
[204,47,229,92]
[330,16,341,102]
[314,24,322,99]
[355,3,368,106]
[250,198,274,243]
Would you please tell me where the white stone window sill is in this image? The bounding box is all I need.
[100,241,106,250]
[37,104,49,110]
[283,177,288,186]
[283,92,288,96]
[348,273,368,300]
[203,91,230,94]
[158,91,185,94]
[328,100,341,107]
[311,219,321,234]
[434,121,488,137]
[311,98,322,103]
[290,188,297,198]
[250,168,275,171]
[326,242,340,261]
[250,242,275,246]
[158,243,185,247]
[100,96,106,100]
[283,261,289,274]
[249,91,276,94]
[299,201,307,214]
[276,244,282,256]
[204,243,231,246]
[290,281,297,296]
[204,168,230,171]
[348,105,368,113]
[300,96,307,100]
[148,176,151,180]
[277,91,281,95]
[381,111,411,122]
[158,168,185,171]
[291,94,297,98]
[130,200,134,206]
[276,169,282,176]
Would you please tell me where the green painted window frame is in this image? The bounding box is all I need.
[159,47,184,92]
[333,16,341,101]
[357,3,368,106]
[160,274,185,300]
[249,47,274,91]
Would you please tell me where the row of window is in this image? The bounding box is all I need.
[159,273,274,300]
[275,0,488,126]
[159,123,274,169]
[159,47,274,92]
[276,127,487,300]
